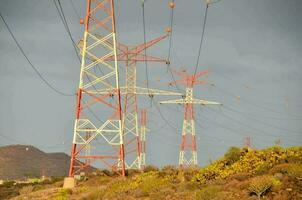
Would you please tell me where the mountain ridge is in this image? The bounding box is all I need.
[0,144,70,180]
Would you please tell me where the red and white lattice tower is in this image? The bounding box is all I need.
[116,37,182,170]
[79,34,181,170]
[69,0,125,177]
[160,69,221,167]
[139,108,148,169]
[244,136,252,149]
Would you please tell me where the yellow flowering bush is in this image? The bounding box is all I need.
[194,146,302,184]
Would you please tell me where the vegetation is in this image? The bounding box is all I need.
[5,146,302,200]
[193,146,302,184]
[247,176,274,200]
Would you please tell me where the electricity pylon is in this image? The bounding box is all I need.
[118,36,183,170]
[79,34,182,170]
[244,136,252,149]
[69,0,126,177]
[139,108,148,169]
[159,69,222,167]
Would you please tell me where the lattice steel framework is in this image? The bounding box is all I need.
[139,108,148,169]
[116,36,182,169]
[244,136,252,149]
[160,69,221,167]
[79,34,182,169]
[69,0,125,177]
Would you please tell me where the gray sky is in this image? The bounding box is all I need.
[0,0,301,167]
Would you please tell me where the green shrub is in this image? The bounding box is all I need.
[287,164,302,178]
[86,188,105,200]
[126,169,141,176]
[103,178,138,198]
[224,146,242,165]
[101,169,116,177]
[19,185,34,195]
[2,181,15,187]
[50,176,64,183]
[195,185,220,200]
[161,165,178,177]
[52,188,72,200]
[183,167,200,181]
[143,165,159,173]
[248,176,274,200]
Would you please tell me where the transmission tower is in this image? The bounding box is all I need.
[139,108,148,169]
[79,34,182,170]
[244,136,252,149]
[159,69,221,167]
[68,0,125,177]
[117,36,182,170]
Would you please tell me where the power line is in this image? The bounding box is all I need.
[210,68,302,109]
[152,101,180,132]
[222,104,302,121]
[167,0,175,63]
[213,84,302,118]
[222,105,302,135]
[0,12,75,97]
[69,0,81,19]
[164,1,182,93]
[0,134,27,145]
[54,0,115,103]
[193,2,209,76]
[161,103,241,145]
[141,1,151,96]
[203,106,300,144]
[53,0,81,62]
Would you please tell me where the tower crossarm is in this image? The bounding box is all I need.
[132,86,182,96]
[78,34,169,64]
[159,98,222,105]
[131,34,169,55]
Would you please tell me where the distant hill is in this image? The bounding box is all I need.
[0,145,71,180]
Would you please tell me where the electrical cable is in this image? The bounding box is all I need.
[161,103,241,145]
[0,11,75,97]
[222,101,302,121]
[210,68,302,109]
[202,106,300,144]
[222,105,302,134]
[152,101,180,132]
[167,0,175,64]
[54,0,81,62]
[213,84,302,118]
[141,1,151,97]
[54,0,118,109]
[193,2,209,76]
[69,0,81,19]
[165,1,182,93]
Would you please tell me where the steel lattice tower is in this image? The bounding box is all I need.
[116,37,181,170]
[69,0,125,177]
[139,108,148,169]
[79,35,182,170]
[160,69,221,167]
[244,136,252,149]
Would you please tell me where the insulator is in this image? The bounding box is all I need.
[165,27,172,33]
[166,60,171,65]
[79,18,84,25]
[169,2,175,8]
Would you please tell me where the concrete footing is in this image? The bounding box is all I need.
[63,177,76,189]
